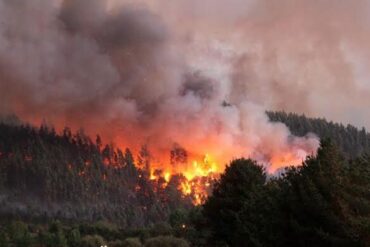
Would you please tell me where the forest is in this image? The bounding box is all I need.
[0,112,369,246]
[267,111,370,158]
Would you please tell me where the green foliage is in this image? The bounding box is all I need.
[203,158,276,246]
[202,141,370,247]
[0,221,183,247]
[79,221,120,242]
[67,228,81,247]
[0,120,192,227]
[7,221,32,247]
[1,114,370,246]
[148,222,172,237]
[267,111,370,158]
[280,140,356,246]
[169,209,188,229]
[144,236,189,247]
[80,235,105,247]
[120,238,143,247]
[0,231,9,247]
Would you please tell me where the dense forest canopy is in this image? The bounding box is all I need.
[268,111,370,158]
[0,112,370,246]
[202,141,370,247]
[0,115,197,228]
[1,0,370,246]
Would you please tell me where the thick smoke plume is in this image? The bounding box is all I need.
[143,0,370,128]
[6,0,361,172]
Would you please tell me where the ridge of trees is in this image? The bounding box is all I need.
[1,113,370,246]
[0,116,193,228]
[267,111,370,158]
[201,141,370,247]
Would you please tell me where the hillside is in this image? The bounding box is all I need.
[0,114,370,246]
[267,111,370,158]
[0,117,194,228]
[1,112,370,226]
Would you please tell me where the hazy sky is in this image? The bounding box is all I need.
[129,0,370,129]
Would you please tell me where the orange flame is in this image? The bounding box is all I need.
[146,149,311,205]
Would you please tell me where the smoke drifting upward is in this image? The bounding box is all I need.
[11,0,370,173]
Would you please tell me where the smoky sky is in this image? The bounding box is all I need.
[8,0,370,170]
[136,0,370,129]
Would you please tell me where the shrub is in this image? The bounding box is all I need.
[80,234,105,247]
[144,236,189,247]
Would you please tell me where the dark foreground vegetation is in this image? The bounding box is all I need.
[0,113,370,246]
[202,141,370,246]
[0,220,192,247]
[1,141,369,247]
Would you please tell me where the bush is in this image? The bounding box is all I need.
[149,222,172,237]
[67,228,81,247]
[81,235,106,247]
[7,221,32,247]
[117,238,143,247]
[144,236,189,247]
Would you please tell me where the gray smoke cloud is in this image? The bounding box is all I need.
[138,0,370,128]
[0,0,338,172]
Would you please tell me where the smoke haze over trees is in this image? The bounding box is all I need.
[268,111,370,159]
[2,0,370,172]
[1,0,370,246]
[201,141,370,246]
[0,115,370,246]
[0,117,197,228]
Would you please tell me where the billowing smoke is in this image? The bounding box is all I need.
[138,0,370,128]
[0,0,342,173]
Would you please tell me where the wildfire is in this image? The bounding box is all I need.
[177,154,218,204]
[164,172,171,182]
[1,136,314,206]
[183,154,218,180]
[268,150,308,173]
[148,153,219,205]
[181,181,192,195]
[144,148,314,205]
[150,169,157,181]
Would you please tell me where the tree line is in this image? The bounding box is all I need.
[267,111,370,157]
[200,141,370,246]
[1,140,369,246]
[0,115,194,228]
[1,113,370,246]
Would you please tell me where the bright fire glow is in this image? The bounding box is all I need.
[148,153,220,205]
[183,154,217,180]
[146,149,310,205]
[164,172,171,182]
